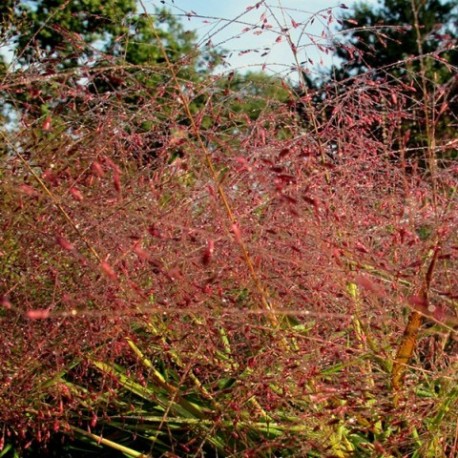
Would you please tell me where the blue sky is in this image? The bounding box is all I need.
[148,0,377,81]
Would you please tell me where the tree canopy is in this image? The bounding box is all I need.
[334,0,457,80]
[0,1,296,165]
[329,0,457,162]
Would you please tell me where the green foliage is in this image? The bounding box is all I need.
[221,71,291,121]
[1,0,214,75]
[331,0,458,163]
[0,1,205,116]
[13,0,137,66]
[334,0,457,80]
[0,0,289,144]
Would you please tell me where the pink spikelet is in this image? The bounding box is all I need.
[231,223,242,243]
[202,239,215,265]
[27,309,51,320]
[101,261,117,280]
[56,235,74,251]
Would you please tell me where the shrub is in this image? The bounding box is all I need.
[0,2,457,456]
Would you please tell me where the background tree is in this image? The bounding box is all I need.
[329,0,457,164]
[0,1,204,103]
[0,1,293,167]
[12,0,137,66]
[0,1,215,166]
[333,0,457,79]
